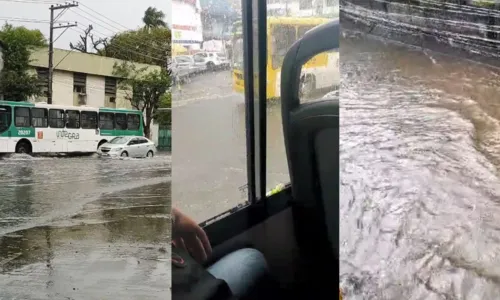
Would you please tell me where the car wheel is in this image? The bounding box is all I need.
[147,150,154,158]
[121,151,128,157]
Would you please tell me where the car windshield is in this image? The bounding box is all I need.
[108,137,130,144]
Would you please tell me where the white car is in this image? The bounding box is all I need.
[98,136,156,158]
[193,52,230,71]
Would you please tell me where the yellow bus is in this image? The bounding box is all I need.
[231,17,339,99]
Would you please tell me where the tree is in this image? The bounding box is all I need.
[69,25,107,53]
[154,92,171,127]
[104,26,170,67]
[113,61,171,139]
[0,23,46,101]
[142,7,167,30]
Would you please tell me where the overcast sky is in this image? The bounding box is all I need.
[0,0,171,49]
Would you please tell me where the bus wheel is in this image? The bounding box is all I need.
[16,140,32,154]
[97,140,107,150]
[121,151,128,157]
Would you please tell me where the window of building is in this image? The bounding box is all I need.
[105,77,117,103]
[36,68,49,98]
[31,107,48,128]
[49,109,65,128]
[81,111,98,129]
[73,73,87,94]
[14,107,30,127]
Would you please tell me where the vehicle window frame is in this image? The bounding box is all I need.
[49,109,65,128]
[126,114,141,131]
[99,112,115,130]
[81,111,98,129]
[0,105,12,133]
[115,113,127,130]
[14,106,31,128]
[31,107,48,128]
[66,109,80,129]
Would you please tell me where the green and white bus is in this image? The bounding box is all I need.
[0,100,144,154]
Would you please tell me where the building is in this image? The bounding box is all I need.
[267,0,339,17]
[172,0,204,52]
[28,47,162,144]
[200,0,239,42]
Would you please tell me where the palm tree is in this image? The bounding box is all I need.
[143,7,167,30]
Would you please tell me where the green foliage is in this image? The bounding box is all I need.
[143,7,167,29]
[113,62,171,138]
[0,23,46,101]
[103,26,170,67]
[155,92,171,126]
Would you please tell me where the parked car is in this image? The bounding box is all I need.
[193,51,230,71]
[97,136,156,158]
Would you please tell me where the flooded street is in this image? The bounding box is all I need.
[173,71,290,222]
[0,155,171,299]
[340,33,500,299]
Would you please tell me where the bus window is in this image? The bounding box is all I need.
[81,111,97,129]
[15,107,31,128]
[0,105,11,133]
[271,25,296,69]
[66,110,80,129]
[115,113,127,130]
[127,114,140,130]
[31,108,48,128]
[49,109,65,128]
[99,112,114,130]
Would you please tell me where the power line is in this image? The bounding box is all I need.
[0,0,61,3]
[77,2,129,31]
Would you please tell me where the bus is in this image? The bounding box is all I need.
[0,100,144,154]
[231,17,340,99]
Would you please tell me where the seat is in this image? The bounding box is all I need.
[280,20,339,296]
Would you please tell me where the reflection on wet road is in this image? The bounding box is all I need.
[341,33,500,299]
[173,71,290,222]
[0,155,171,299]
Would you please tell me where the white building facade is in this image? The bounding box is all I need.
[172,0,204,52]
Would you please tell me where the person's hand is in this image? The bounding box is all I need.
[171,207,212,263]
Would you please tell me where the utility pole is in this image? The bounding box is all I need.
[48,1,78,104]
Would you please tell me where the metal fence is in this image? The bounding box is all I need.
[158,125,172,152]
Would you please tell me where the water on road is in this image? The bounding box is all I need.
[340,33,500,299]
[0,154,171,300]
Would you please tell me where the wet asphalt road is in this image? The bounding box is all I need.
[341,33,500,299]
[0,154,171,300]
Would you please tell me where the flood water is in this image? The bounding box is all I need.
[340,32,500,299]
[0,154,171,299]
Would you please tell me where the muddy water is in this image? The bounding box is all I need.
[0,155,171,299]
[340,33,500,300]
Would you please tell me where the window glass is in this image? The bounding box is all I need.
[81,111,98,129]
[14,107,30,127]
[127,114,141,130]
[172,2,248,222]
[49,109,65,128]
[0,105,11,133]
[66,110,80,129]
[31,108,48,128]
[99,112,114,130]
[115,113,127,130]
[271,25,296,69]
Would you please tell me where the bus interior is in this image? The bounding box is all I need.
[195,0,339,298]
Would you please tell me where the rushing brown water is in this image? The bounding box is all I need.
[340,32,500,300]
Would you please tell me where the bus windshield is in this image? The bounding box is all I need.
[0,106,11,134]
[109,137,131,144]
